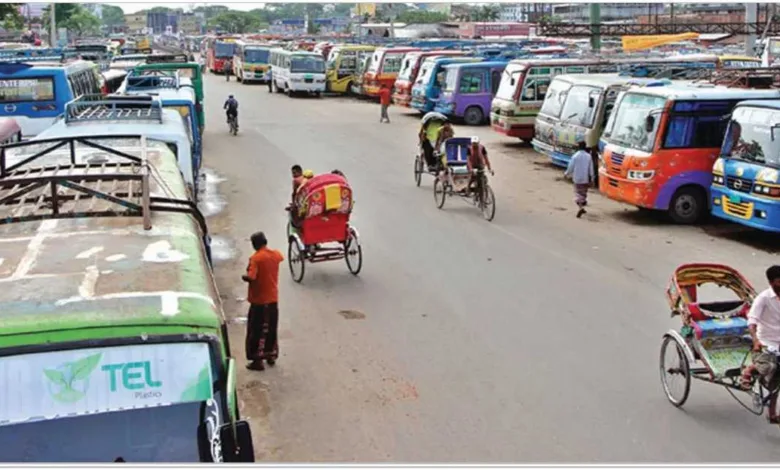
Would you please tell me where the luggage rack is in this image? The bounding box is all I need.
[145,53,191,64]
[125,71,182,90]
[64,95,164,124]
[0,135,207,234]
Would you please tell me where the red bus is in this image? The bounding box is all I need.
[206,36,240,74]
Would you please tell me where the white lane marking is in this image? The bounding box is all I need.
[11,220,58,280]
[76,246,104,259]
[78,265,100,299]
[142,240,189,263]
[105,254,127,262]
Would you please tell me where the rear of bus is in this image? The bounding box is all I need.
[237,46,270,83]
[0,63,65,137]
[599,87,780,224]
[210,40,236,74]
[363,48,417,98]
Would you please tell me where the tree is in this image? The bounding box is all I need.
[474,4,501,22]
[0,3,23,31]
[208,11,260,34]
[397,10,449,24]
[65,8,101,37]
[100,4,125,27]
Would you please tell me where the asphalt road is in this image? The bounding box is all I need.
[199,71,780,462]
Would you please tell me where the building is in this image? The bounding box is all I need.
[125,12,147,34]
[551,3,662,22]
[638,4,770,25]
[499,4,526,22]
[457,22,532,39]
[148,11,178,35]
[178,13,200,35]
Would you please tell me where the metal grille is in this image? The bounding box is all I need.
[65,95,163,124]
[726,176,753,193]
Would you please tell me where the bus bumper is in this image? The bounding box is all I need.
[711,186,780,232]
[490,112,531,139]
[599,169,659,209]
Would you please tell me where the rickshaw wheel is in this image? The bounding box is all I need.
[288,239,305,283]
[660,335,691,407]
[480,185,496,222]
[433,178,446,209]
[414,155,423,187]
[345,229,362,275]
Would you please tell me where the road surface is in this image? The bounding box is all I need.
[199,72,780,462]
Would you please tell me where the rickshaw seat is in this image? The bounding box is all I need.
[688,300,749,322]
[691,316,750,340]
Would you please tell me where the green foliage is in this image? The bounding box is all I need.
[208,11,260,34]
[66,8,101,37]
[396,10,449,24]
[100,4,125,26]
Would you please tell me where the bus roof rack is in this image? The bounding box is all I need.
[0,135,207,233]
[145,53,190,64]
[64,94,163,124]
[0,55,68,64]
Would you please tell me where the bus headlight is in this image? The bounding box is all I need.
[627,170,655,181]
[754,184,780,197]
[713,174,725,185]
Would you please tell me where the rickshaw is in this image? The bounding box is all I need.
[659,264,780,423]
[432,137,496,222]
[414,111,448,187]
[287,173,362,283]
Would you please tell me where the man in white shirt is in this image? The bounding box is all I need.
[742,265,780,422]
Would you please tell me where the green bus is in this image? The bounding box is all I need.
[135,55,205,130]
[0,132,253,462]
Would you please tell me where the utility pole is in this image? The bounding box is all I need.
[746,3,758,56]
[589,3,600,53]
[49,2,56,47]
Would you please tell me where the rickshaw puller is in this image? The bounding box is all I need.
[466,137,493,192]
[741,265,780,422]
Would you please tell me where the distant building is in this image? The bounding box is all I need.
[148,11,178,35]
[125,12,147,34]
[551,3,662,22]
[499,4,526,22]
[179,13,200,35]
[457,22,532,39]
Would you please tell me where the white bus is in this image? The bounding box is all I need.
[233,40,272,84]
[268,49,326,97]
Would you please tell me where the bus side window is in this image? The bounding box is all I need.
[491,70,501,95]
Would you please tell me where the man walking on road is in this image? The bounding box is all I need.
[242,232,284,371]
[564,141,595,219]
[223,59,232,82]
[378,84,391,123]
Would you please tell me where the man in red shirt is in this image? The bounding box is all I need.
[378,84,391,124]
[242,232,285,371]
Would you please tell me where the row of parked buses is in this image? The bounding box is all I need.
[0,47,256,462]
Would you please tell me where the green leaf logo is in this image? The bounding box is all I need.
[44,353,103,403]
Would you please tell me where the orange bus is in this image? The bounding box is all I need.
[361,46,420,97]
[599,85,780,224]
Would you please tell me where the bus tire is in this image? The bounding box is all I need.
[345,81,354,96]
[669,186,706,225]
[464,106,485,126]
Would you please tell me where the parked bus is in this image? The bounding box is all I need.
[132,62,205,131]
[410,56,483,113]
[710,100,780,232]
[268,49,326,97]
[598,85,780,224]
[233,41,271,84]
[325,45,375,94]
[0,131,254,462]
[0,60,101,137]
[490,58,617,141]
[361,47,420,97]
[532,74,672,168]
[434,61,507,125]
[206,36,239,74]
[392,50,467,107]
[100,69,128,94]
[617,54,760,79]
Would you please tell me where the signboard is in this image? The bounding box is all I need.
[622,33,700,52]
[0,343,213,426]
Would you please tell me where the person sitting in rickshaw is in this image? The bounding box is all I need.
[436,122,455,169]
[466,136,494,192]
[289,169,314,229]
[419,119,453,171]
[742,265,780,422]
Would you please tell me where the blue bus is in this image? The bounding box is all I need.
[711,99,780,232]
[0,59,101,137]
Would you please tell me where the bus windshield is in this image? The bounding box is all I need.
[291,57,324,74]
[415,62,434,85]
[0,77,55,103]
[723,106,780,168]
[495,64,525,101]
[603,93,667,152]
[397,55,417,81]
[443,69,458,92]
[559,85,602,128]
[245,49,269,64]
[214,42,235,58]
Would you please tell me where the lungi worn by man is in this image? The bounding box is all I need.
[242,232,284,371]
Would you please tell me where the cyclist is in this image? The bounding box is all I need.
[224,95,239,130]
[466,136,493,192]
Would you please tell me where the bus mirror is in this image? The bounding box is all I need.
[219,421,255,462]
[588,96,595,108]
[510,77,515,86]
[645,115,655,133]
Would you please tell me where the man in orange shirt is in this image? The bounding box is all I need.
[378,84,391,124]
[242,232,285,371]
